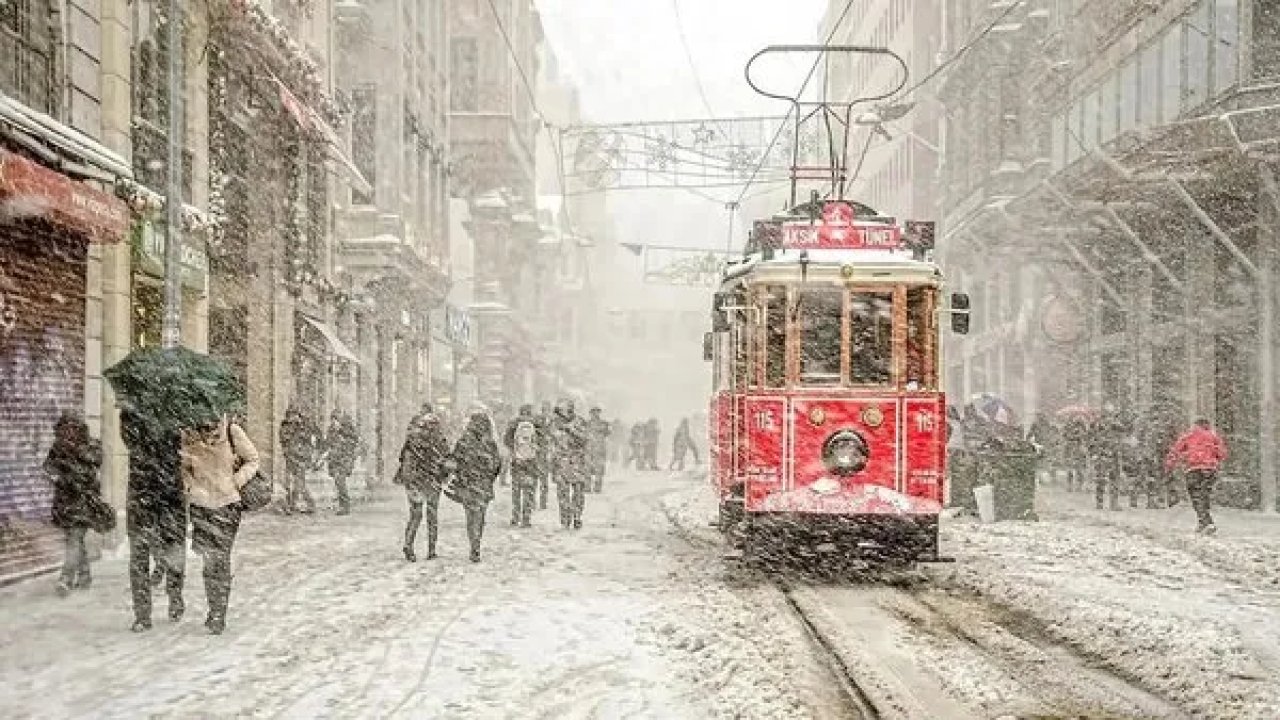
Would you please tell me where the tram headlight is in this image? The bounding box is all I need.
[822,429,869,477]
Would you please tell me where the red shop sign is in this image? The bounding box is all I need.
[0,150,129,242]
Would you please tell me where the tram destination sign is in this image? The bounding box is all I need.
[781,222,903,250]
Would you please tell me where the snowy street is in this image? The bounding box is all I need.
[0,471,845,720]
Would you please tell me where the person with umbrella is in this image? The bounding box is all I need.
[451,409,502,561]
[44,411,104,596]
[179,413,260,634]
[395,408,451,562]
[107,345,246,632]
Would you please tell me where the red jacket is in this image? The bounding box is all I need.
[1165,426,1227,473]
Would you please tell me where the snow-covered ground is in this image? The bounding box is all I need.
[936,485,1280,719]
[0,470,844,719]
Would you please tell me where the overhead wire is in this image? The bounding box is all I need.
[890,0,1027,103]
[731,0,859,210]
[670,0,734,142]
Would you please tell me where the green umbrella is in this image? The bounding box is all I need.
[105,346,245,429]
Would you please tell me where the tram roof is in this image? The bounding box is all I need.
[721,248,943,287]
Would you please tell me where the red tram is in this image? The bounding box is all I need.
[706,199,967,561]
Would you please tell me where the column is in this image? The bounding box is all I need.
[1257,162,1280,512]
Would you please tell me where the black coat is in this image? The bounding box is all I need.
[119,408,185,540]
[45,438,103,530]
[451,428,501,508]
[397,422,450,493]
[327,417,361,475]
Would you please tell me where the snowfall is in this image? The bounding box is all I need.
[3,470,1280,719]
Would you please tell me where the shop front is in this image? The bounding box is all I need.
[0,149,128,579]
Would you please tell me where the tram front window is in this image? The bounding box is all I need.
[797,288,843,385]
[850,291,893,385]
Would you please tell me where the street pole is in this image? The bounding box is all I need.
[162,0,185,349]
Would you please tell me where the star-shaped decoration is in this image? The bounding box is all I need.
[691,123,716,145]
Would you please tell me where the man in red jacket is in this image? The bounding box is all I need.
[1164,418,1228,534]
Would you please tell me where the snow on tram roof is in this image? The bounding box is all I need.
[722,247,942,284]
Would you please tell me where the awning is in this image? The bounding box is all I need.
[270,74,374,197]
[300,315,361,364]
[0,149,129,241]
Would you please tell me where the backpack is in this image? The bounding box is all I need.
[513,420,537,461]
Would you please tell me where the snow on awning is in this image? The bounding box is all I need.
[300,314,361,364]
[270,74,373,197]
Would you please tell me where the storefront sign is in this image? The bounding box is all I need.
[135,219,208,290]
[0,150,129,241]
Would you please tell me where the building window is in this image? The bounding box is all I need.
[1161,25,1182,122]
[452,37,479,111]
[1185,0,1211,110]
[1139,40,1161,127]
[1216,0,1240,88]
[1119,59,1138,133]
[1051,114,1066,170]
[351,84,377,205]
[1100,74,1118,144]
[0,0,55,115]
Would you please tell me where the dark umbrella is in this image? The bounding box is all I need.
[105,347,244,429]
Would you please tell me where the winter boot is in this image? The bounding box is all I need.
[131,618,152,633]
[169,597,185,623]
[55,580,71,598]
[205,612,226,635]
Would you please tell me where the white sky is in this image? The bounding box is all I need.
[535,0,829,250]
[536,0,829,123]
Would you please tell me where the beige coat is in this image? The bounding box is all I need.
[180,416,260,509]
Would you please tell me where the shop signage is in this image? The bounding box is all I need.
[0,150,129,241]
[136,219,208,289]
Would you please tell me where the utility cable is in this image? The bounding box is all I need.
[891,0,1026,103]
[671,0,734,142]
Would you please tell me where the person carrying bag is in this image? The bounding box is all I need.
[179,414,260,634]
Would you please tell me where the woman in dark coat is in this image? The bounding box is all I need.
[451,410,502,562]
[395,410,451,562]
[44,412,103,596]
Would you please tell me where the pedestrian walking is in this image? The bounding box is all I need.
[1164,418,1227,534]
[625,421,645,469]
[1091,408,1125,510]
[44,411,104,596]
[504,405,541,526]
[279,405,320,514]
[669,417,699,471]
[325,410,361,515]
[451,409,502,561]
[395,409,450,562]
[551,400,590,529]
[644,418,661,470]
[120,404,187,632]
[1061,415,1089,492]
[179,414,260,635]
[586,407,610,493]
[535,402,553,509]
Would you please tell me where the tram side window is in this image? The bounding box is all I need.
[797,288,843,386]
[906,286,937,390]
[764,287,787,387]
[849,291,893,385]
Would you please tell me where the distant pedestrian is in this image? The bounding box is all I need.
[279,405,320,514]
[535,402,553,509]
[44,411,103,596]
[644,418,661,470]
[1165,418,1227,534]
[452,409,502,561]
[1090,407,1125,510]
[1061,415,1089,492]
[504,405,541,527]
[120,405,186,632]
[625,422,645,469]
[395,409,450,562]
[551,400,589,529]
[179,414,260,635]
[325,410,361,515]
[608,419,626,464]
[586,407,610,493]
[669,417,699,471]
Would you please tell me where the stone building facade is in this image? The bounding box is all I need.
[939,0,1280,509]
